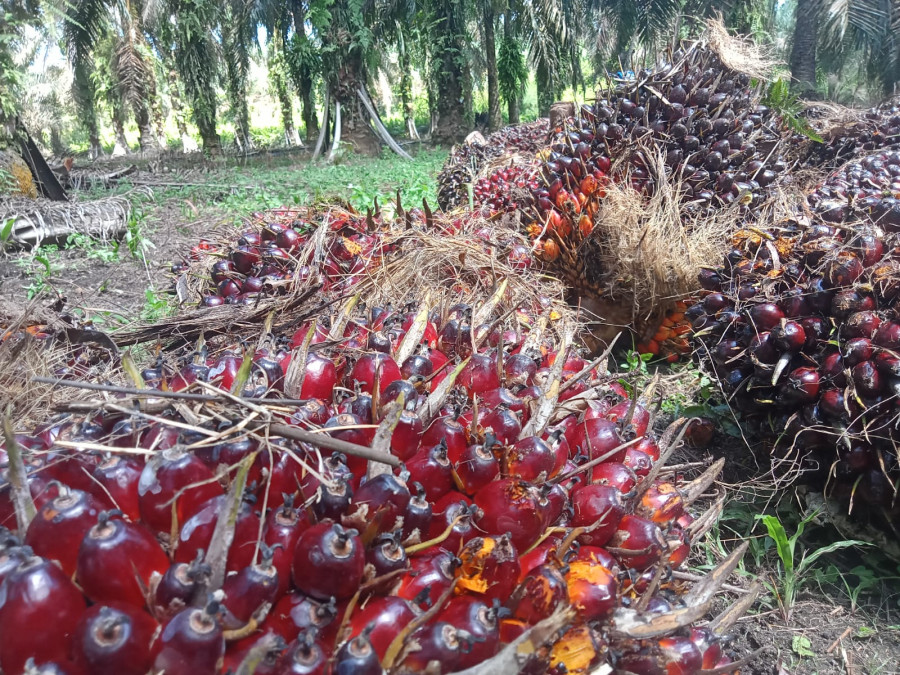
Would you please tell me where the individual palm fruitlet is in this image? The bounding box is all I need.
[689,149,900,531]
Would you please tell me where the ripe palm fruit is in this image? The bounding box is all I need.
[0,554,87,674]
[153,600,225,675]
[71,603,160,675]
[690,148,900,530]
[291,522,364,600]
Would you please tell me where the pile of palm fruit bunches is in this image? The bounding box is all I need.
[3,26,899,674]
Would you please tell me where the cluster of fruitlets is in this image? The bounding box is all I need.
[527,45,786,285]
[689,149,900,526]
[800,97,900,171]
[437,120,550,211]
[0,286,743,673]
[472,165,540,214]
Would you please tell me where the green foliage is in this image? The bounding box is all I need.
[140,288,175,323]
[15,245,60,299]
[756,511,868,621]
[763,78,824,142]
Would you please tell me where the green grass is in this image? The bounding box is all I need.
[86,148,448,223]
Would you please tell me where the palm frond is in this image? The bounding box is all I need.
[63,0,110,65]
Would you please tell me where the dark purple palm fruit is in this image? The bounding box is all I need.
[689,149,900,534]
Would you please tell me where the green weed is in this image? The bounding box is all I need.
[139,288,176,323]
[15,245,60,299]
[756,510,868,621]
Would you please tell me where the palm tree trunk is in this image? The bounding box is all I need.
[49,126,65,156]
[290,0,319,142]
[790,0,820,97]
[73,62,102,159]
[175,37,220,153]
[111,101,130,156]
[269,45,300,145]
[398,36,419,140]
[483,0,501,131]
[503,13,520,124]
[536,60,557,118]
[429,0,473,145]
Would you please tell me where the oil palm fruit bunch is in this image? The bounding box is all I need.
[799,96,900,172]
[472,163,541,214]
[0,252,753,672]
[437,120,549,211]
[689,148,900,531]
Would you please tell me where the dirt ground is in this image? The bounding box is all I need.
[4,156,900,674]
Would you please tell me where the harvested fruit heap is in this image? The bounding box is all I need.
[797,96,900,174]
[0,208,758,674]
[689,148,900,532]
[436,120,549,211]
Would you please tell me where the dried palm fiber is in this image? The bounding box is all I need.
[0,189,149,247]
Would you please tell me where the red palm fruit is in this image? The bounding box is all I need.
[570,545,618,570]
[474,478,548,552]
[511,562,569,624]
[845,311,881,339]
[401,354,434,380]
[606,400,651,437]
[637,482,685,524]
[516,539,562,580]
[24,485,102,577]
[346,473,410,535]
[427,348,451,386]
[571,418,625,462]
[480,387,528,417]
[748,303,785,331]
[390,410,424,461]
[222,545,282,624]
[459,353,500,395]
[455,440,500,495]
[781,367,822,404]
[504,353,537,386]
[402,484,433,541]
[396,550,457,610]
[406,441,454,502]
[365,532,409,592]
[276,629,328,675]
[624,448,655,476]
[591,462,637,492]
[400,623,463,672]
[289,399,332,428]
[508,435,556,481]
[571,484,625,547]
[345,596,417,660]
[478,406,522,445]
[138,448,223,535]
[426,497,481,553]
[333,632,381,675]
[90,457,142,521]
[0,555,86,674]
[874,320,900,348]
[609,514,667,570]
[297,354,338,401]
[349,353,402,394]
[667,524,691,569]
[618,636,702,675]
[852,361,882,397]
[456,535,521,601]
[266,593,338,644]
[564,560,617,621]
[153,601,225,675]
[312,479,352,522]
[290,322,329,349]
[71,603,159,675]
[77,512,169,608]
[152,551,211,618]
[264,496,308,598]
[421,415,468,462]
[549,624,606,675]
[690,627,723,668]
[292,522,364,601]
[338,392,374,424]
[684,417,716,448]
[437,596,500,667]
[175,497,260,572]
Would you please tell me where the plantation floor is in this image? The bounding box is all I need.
[3,146,900,673]
[0,146,447,327]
